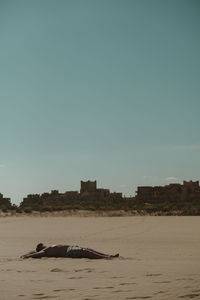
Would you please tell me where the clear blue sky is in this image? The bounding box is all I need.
[0,0,199,204]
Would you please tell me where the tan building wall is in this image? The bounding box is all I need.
[0,193,11,208]
[136,181,200,203]
[80,180,97,194]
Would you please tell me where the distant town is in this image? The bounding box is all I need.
[0,180,200,215]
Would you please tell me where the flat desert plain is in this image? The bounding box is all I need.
[0,215,200,300]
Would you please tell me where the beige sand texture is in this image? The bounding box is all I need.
[0,216,200,300]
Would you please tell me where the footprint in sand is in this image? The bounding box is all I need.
[176,278,194,281]
[179,294,200,299]
[119,282,136,286]
[84,268,95,272]
[74,268,95,273]
[50,268,68,272]
[153,281,171,284]
[126,297,152,299]
[146,273,162,277]
[176,278,186,281]
[113,289,133,293]
[93,286,114,290]
[17,270,36,273]
[32,295,58,299]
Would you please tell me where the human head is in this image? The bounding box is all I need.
[36,243,46,252]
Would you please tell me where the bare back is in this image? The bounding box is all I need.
[44,245,69,257]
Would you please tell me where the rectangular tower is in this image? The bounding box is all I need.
[80,180,97,194]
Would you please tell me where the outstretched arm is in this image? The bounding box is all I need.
[21,250,46,259]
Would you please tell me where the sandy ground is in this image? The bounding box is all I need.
[0,216,200,300]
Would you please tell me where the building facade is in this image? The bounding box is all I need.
[0,193,11,208]
[136,181,200,203]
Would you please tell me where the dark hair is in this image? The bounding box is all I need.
[36,243,45,252]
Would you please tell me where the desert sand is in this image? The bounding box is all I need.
[0,215,200,300]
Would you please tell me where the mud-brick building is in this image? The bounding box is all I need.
[80,180,110,199]
[0,193,12,208]
[21,190,80,207]
[80,180,123,202]
[20,180,124,208]
[181,181,200,201]
[80,180,97,194]
[136,180,200,203]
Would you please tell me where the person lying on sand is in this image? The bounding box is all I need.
[21,243,119,259]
